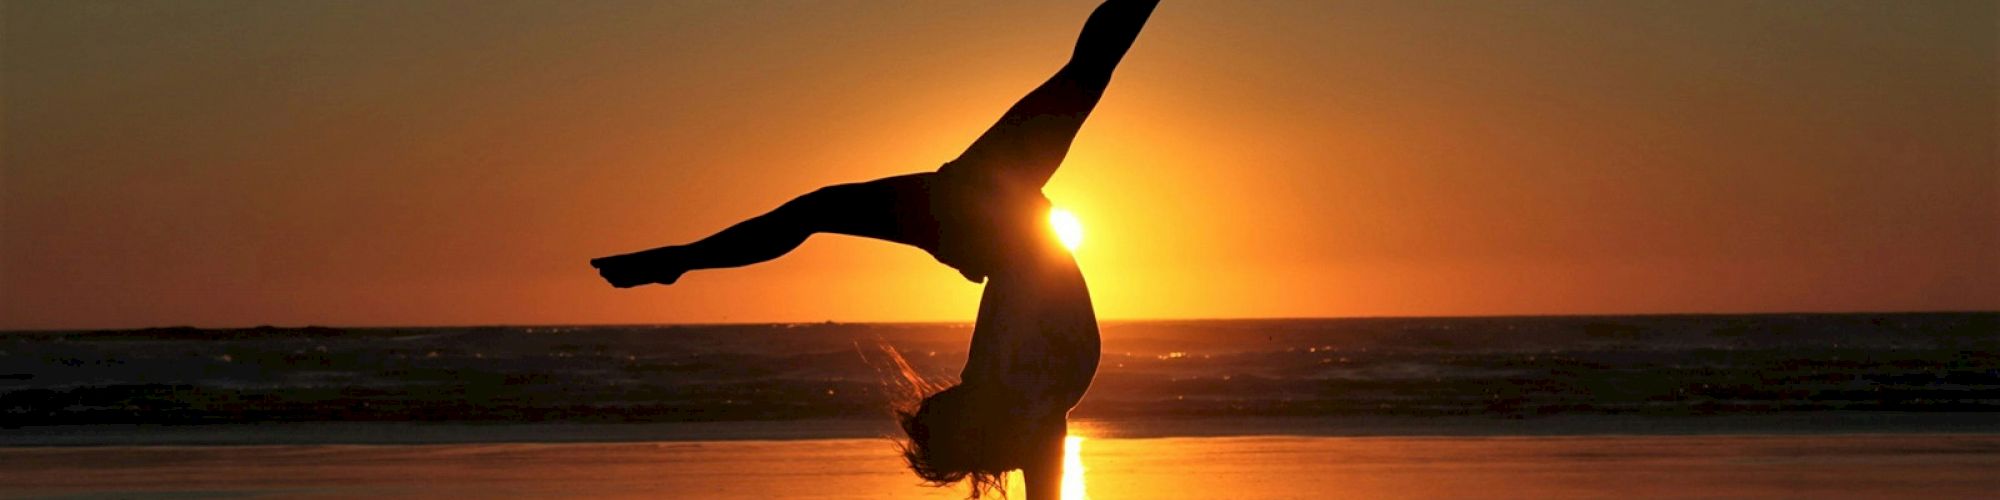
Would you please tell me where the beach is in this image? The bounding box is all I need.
[6,433,1997,499]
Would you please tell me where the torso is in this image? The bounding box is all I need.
[912,172,1102,418]
[961,253,1101,417]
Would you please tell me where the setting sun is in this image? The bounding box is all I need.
[1049,208,1084,251]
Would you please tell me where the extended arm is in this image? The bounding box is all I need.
[1019,416,1069,500]
[940,0,1159,189]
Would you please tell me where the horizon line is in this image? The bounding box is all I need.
[5,308,1995,334]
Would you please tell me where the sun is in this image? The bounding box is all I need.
[1048,207,1084,251]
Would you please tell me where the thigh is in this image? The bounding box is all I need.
[794,172,939,250]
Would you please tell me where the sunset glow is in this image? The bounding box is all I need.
[3,2,1993,329]
[1050,208,1085,251]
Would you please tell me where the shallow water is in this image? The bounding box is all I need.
[6,434,1997,499]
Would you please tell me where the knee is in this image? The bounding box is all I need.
[765,183,884,234]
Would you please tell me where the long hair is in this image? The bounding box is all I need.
[898,385,1013,498]
[860,341,1013,499]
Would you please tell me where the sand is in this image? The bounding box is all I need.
[4,434,1996,499]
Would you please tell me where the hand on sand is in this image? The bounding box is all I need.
[590,253,685,288]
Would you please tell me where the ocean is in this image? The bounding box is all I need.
[6,313,1999,498]
[3,313,1995,443]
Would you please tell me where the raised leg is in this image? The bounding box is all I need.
[942,0,1158,189]
[591,174,929,287]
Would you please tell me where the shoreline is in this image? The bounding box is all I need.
[7,412,1998,447]
[7,433,1998,499]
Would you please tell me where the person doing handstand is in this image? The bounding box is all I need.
[592,2,1157,497]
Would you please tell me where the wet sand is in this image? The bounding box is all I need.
[5,434,1997,499]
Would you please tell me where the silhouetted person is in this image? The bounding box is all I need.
[591,1,1157,497]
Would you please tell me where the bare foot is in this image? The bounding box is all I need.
[590,250,686,288]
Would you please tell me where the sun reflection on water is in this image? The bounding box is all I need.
[1062,436,1087,500]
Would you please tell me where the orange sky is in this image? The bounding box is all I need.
[4,1,1995,329]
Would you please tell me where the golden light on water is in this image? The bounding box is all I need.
[1049,208,1084,251]
[1062,435,1088,500]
